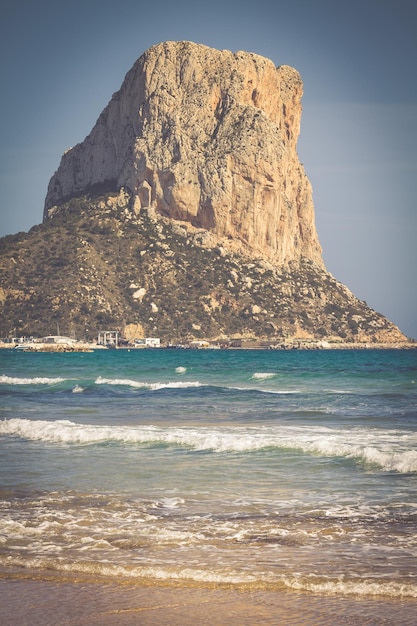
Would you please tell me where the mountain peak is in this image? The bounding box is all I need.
[44,41,323,267]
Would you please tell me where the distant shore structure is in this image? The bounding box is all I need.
[97,330,119,347]
[0,333,415,352]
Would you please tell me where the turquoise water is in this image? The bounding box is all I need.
[1,348,416,598]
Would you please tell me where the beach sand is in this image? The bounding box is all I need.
[1,577,416,625]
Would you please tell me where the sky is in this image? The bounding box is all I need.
[0,0,416,338]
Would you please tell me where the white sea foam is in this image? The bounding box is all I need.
[0,555,260,585]
[1,418,417,473]
[72,385,84,393]
[0,374,65,385]
[156,497,186,508]
[231,385,301,394]
[2,554,416,597]
[175,366,187,373]
[251,372,276,380]
[95,376,201,390]
[95,376,149,389]
[282,576,417,598]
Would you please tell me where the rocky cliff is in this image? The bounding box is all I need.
[44,41,322,267]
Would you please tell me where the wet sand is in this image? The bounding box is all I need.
[1,578,416,625]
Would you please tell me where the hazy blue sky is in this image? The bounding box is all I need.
[1,0,416,338]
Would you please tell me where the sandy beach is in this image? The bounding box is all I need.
[1,576,417,625]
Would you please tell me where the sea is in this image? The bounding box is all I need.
[1,347,417,622]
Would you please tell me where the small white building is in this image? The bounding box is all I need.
[190,340,210,349]
[145,337,160,348]
[42,336,77,345]
[134,337,160,348]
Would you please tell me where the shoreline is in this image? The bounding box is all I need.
[0,340,416,352]
[1,575,417,626]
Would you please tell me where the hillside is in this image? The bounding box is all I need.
[0,188,407,345]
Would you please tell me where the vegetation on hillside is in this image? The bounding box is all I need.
[0,192,405,344]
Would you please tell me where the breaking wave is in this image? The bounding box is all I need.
[251,372,276,380]
[2,555,416,598]
[95,376,202,390]
[1,418,416,473]
[0,374,65,385]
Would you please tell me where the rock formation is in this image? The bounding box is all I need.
[44,41,322,267]
[0,41,410,345]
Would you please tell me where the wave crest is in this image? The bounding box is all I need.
[251,372,276,380]
[1,418,416,473]
[95,376,201,390]
[2,555,416,597]
[0,374,65,385]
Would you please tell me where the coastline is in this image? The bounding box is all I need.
[0,340,415,351]
[1,576,417,626]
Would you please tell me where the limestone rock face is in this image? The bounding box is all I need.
[44,41,323,267]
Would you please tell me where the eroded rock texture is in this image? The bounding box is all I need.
[44,41,322,267]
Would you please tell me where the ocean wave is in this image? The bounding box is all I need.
[231,385,301,395]
[281,575,417,598]
[0,374,65,385]
[95,375,303,395]
[95,376,202,390]
[1,418,416,473]
[0,555,260,586]
[2,555,416,597]
[251,372,276,380]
